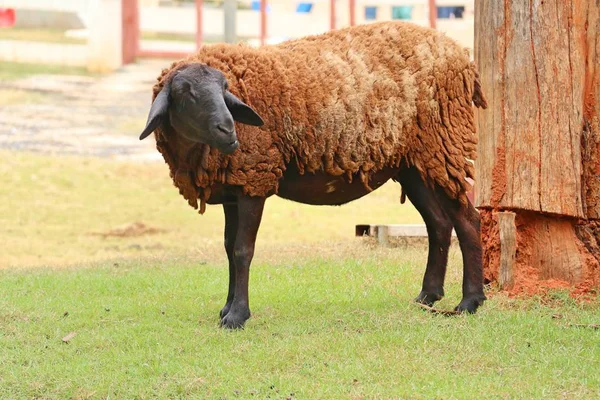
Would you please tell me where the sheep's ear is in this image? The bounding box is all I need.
[139,82,171,140]
[224,91,264,127]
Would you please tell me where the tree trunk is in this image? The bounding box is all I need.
[475,0,600,294]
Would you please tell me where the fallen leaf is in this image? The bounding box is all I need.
[62,332,77,343]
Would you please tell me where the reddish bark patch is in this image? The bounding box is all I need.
[581,118,600,218]
[480,209,500,284]
[574,220,600,293]
[480,210,600,297]
[581,16,597,123]
[489,146,507,207]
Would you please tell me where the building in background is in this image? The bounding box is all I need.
[0,0,474,71]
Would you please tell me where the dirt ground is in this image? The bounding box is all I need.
[0,60,169,160]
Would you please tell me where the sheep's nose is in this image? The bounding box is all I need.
[217,124,235,136]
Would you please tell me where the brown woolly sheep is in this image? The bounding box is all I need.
[139,21,488,329]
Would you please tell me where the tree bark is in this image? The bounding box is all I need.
[475,0,600,293]
[498,212,516,289]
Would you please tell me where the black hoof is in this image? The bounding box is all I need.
[415,290,443,307]
[454,295,486,314]
[220,308,250,329]
[219,303,232,319]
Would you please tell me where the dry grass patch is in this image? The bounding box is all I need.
[0,150,422,268]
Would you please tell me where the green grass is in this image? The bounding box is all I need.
[0,61,90,81]
[0,27,86,44]
[2,151,599,398]
[1,257,599,399]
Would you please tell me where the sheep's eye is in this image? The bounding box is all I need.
[177,88,196,106]
[188,93,197,103]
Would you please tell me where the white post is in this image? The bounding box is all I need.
[377,225,390,247]
[224,0,236,43]
[87,0,123,73]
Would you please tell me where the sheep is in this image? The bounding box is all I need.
[139,21,488,329]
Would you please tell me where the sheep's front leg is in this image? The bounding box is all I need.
[220,196,265,329]
[220,203,238,319]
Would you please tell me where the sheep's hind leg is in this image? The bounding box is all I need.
[397,168,453,307]
[220,196,266,329]
[220,203,238,319]
[435,187,486,313]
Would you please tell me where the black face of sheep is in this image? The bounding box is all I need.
[139,64,264,154]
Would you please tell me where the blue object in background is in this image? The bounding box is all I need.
[391,6,412,20]
[251,1,272,12]
[437,6,464,18]
[296,2,313,13]
[364,6,377,20]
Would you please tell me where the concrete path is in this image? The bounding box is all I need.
[0,59,168,161]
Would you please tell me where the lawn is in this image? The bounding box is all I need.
[1,151,599,399]
[1,257,599,399]
[0,61,90,81]
[0,27,86,45]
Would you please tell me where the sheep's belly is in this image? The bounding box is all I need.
[277,166,398,206]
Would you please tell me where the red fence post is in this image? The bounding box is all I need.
[196,0,203,49]
[349,0,355,26]
[428,0,436,29]
[260,0,267,46]
[122,0,139,64]
[329,0,336,30]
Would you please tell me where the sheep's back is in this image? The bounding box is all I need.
[269,22,479,201]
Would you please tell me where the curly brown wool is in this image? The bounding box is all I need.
[150,22,487,214]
